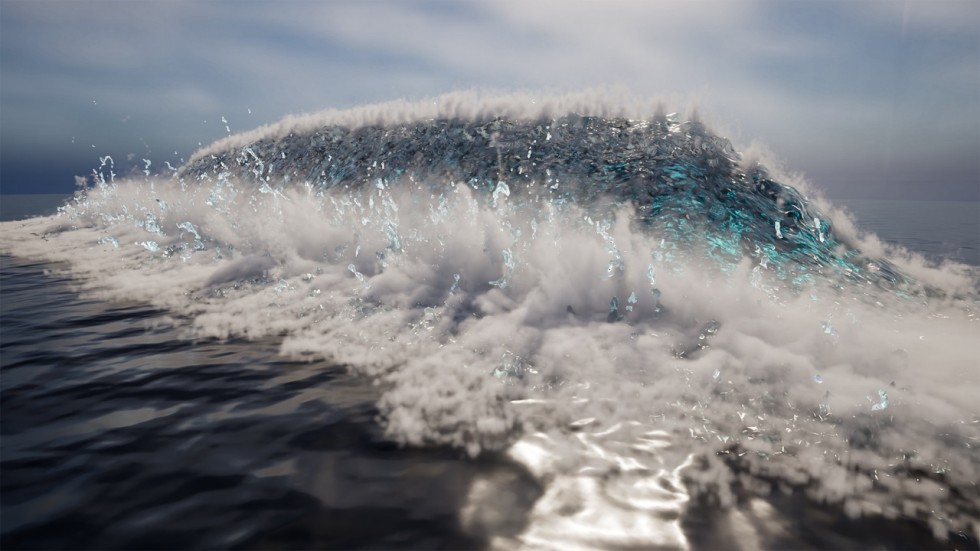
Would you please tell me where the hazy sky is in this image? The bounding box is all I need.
[1,0,977,199]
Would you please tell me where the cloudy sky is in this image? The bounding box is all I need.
[1,0,977,199]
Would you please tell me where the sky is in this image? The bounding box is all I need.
[0,0,977,199]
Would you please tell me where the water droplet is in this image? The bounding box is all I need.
[492,181,510,208]
[871,389,889,411]
[607,296,620,322]
[347,263,367,285]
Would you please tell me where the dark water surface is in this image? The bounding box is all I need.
[0,255,542,549]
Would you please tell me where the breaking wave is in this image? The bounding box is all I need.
[2,91,978,548]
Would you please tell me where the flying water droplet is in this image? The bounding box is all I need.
[700,320,721,339]
[176,221,200,240]
[347,263,368,286]
[871,389,889,411]
[489,249,515,289]
[607,296,620,322]
[814,374,823,383]
[420,307,439,331]
[274,279,292,293]
[177,221,204,250]
[98,236,119,248]
[143,214,162,234]
[491,181,510,208]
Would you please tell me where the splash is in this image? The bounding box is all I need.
[2,92,978,548]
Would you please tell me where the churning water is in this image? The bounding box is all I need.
[2,92,978,550]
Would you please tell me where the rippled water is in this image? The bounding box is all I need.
[1,253,546,549]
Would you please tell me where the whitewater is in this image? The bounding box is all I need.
[2,91,978,549]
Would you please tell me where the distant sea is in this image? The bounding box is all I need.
[1,194,68,222]
[2,193,978,550]
[836,198,979,267]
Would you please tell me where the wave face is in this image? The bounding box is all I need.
[183,111,909,293]
[3,94,978,548]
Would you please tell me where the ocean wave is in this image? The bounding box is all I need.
[2,92,977,548]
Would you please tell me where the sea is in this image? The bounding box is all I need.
[1,99,978,550]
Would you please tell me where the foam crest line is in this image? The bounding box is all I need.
[189,89,662,162]
[2,94,978,545]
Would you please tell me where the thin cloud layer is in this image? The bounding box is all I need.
[1,0,977,198]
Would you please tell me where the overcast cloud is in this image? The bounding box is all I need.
[1,0,977,198]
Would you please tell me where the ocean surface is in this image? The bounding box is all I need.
[2,98,979,550]
[3,198,977,550]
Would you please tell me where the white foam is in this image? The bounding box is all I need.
[188,88,667,162]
